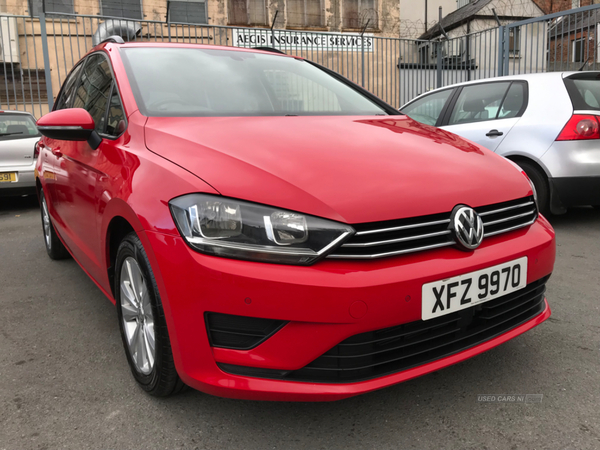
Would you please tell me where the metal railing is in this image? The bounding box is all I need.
[2,4,600,118]
[501,3,600,75]
[0,14,48,118]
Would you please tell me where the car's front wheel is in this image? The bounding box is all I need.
[115,232,186,396]
[40,188,70,260]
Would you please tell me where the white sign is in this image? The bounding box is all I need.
[232,29,374,52]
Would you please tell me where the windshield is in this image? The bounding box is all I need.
[0,114,40,140]
[120,47,390,117]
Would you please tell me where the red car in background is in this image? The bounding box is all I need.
[35,40,555,401]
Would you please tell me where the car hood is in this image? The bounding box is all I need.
[144,115,531,224]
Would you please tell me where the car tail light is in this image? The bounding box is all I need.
[34,141,40,159]
[556,114,600,141]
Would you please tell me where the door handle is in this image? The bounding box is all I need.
[486,129,504,137]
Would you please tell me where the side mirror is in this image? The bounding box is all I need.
[37,108,102,150]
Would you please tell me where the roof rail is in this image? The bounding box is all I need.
[252,47,286,54]
[100,35,125,45]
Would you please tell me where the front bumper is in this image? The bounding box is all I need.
[144,216,555,401]
[0,166,36,196]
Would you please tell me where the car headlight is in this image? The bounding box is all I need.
[169,194,354,265]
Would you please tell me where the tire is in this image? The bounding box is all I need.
[40,188,70,260]
[115,232,186,397]
[516,161,549,216]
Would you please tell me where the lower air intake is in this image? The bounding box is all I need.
[205,312,287,350]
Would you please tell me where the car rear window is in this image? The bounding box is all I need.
[0,113,40,141]
[120,47,391,117]
[564,73,600,110]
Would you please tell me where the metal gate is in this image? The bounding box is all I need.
[500,3,600,76]
[3,4,600,118]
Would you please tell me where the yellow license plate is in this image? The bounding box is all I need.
[0,172,17,182]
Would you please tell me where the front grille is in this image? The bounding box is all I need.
[205,313,287,350]
[327,196,537,260]
[477,196,537,237]
[218,276,549,383]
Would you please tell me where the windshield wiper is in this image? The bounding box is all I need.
[0,132,23,136]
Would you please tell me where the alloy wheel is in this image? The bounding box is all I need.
[41,195,51,249]
[119,256,156,375]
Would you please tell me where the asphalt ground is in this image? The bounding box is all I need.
[1,195,599,450]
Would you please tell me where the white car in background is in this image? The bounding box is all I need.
[0,110,41,197]
[401,72,600,215]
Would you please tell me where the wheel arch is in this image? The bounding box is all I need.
[106,215,136,298]
[504,154,566,214]
[101,198,146,297]
[503,153,550,178]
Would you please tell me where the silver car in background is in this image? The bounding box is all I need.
[401,72,600,215]
[0,111,41,197]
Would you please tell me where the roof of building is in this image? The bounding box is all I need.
[419,0,542,40]
[419,0,496,40]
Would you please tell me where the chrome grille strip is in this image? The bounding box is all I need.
[478,200,534,217]
[482,210,536,227]
[341,230,452,248]
[484,217,537,238]
[327,241,455,260]
[355,219,450,236]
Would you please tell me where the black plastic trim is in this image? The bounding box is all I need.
[205,312,288,350]
[550,176,600,207]
[252,46,286,54]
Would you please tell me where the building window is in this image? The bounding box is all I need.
[169,0,208,24]
[228,0,267,25]
[457,0,470,8]
[572,0,581,8]
[343,0,377,29]
[28,0,74,16]
[509,27,520,56]
[287,0,324,27]
[101,0,143,20]
[573,37,585,62]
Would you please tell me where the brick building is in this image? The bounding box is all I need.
[1,0,402,36]
[534,0,600,14]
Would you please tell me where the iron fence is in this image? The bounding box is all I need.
[502,3,600,76]
[2,4,600,118]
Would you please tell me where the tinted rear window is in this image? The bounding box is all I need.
[564,73,600,110]
[0,114,40,141]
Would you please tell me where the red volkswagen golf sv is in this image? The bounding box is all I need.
[35,40,555,401]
